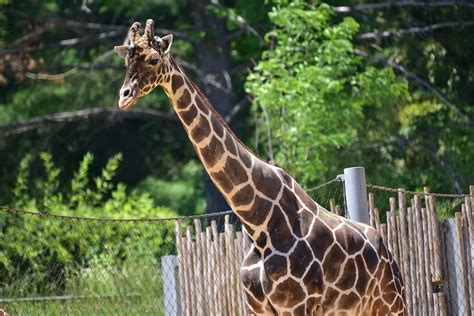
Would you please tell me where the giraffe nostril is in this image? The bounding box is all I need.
[123,89,130,97]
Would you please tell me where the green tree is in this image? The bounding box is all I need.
[246,1,408,187]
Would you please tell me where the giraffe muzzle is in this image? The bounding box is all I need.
[118,83,139,110]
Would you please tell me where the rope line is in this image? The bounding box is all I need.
[2,180,468,222]
[367,184,472,198]
[305,177,342,192]
[0,206,232,222]
[0,178,343,221]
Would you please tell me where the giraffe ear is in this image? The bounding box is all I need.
[114,45,129,59]
[161,34,173,54]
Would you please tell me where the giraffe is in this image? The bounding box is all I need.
[114,19,405,315]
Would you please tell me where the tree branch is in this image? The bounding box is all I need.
[356,21,474,40]
[416,144,464,194]
[355,49,474,126]
[391,136,465,193]
[0,30,123,55]
[335,1,474,13]
[224,96,251,122]
[0,107,178,136]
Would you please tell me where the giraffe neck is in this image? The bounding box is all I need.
[160,58,293,233]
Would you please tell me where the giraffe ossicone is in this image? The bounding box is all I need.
[115,19,406,315]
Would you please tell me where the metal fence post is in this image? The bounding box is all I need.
[444,218,470,315]
[161,255,181,316]
[343,167,370,225]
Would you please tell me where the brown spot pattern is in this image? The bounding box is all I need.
[362,245,379,274]
[255,232,267,249]
[223,157,248,185]
[267,206,296,253]
[176,89,190,109]
[195,95,210,114]
[171,75,184,93]
[264,254,288,282]
[322,244,345,283]
[184,76,195,93]
[232,184,254,207]
[335,258,356,290]
[211,115,224,138]
[323,287,339,307]
[211,170,233,193]
[237,145,252,168]
[338,292,359,309]
[224,133,237,155]
[335,225,365,255]
[200,136,225,168]
[289,241,313,278]
[190,115,211,143]
[237,195,272,226]
[252,163,281,200]
[303,261,324,295]
[242,267,265,301]
[307,218,335,261]
[355,255,370,294]
[180,105,198,125]
[279,187,303,237]
[270,277,305,308]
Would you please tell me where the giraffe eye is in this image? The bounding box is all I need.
[149,59,158,65]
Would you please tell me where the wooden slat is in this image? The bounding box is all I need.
[235,231,244,316]
[414,195,428,315]
[437,293,448,316]
[409,201,420,314]
[205,226,214,315]
[463,197,474,314]
[422,207,434,314]
[225,215,237,315]
[398,189,411,315]
[428,193,444,285]
[368,192,375,228]
[455,210,471,313]
[380,223,388,246]
[211,220,222,315]
[181,232,191,315]
[390,197,401,265]
[193,219,205,315]
[175,220,186,314]
[220,232,229,315]
[186,226,197,316]
[330,198,337,214]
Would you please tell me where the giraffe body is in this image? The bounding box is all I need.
[115,19,405,315]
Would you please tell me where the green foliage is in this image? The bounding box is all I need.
[137,161,206,215]
[246,1,409,186]
[11,152,175,218]
[1,152,176,296]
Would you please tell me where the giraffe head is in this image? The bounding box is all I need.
[114,19,173,109]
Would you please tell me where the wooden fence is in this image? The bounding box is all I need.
[167,187,473,315]
[174,216,250,316]
[368,187,473,316]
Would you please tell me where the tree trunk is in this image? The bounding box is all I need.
[191,0,236,213]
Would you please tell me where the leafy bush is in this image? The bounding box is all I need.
[0,152,176,295]
[136,161,206,215]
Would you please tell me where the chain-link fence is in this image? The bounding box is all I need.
[0,180,472,315]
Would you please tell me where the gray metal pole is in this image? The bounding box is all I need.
[343,167,370,224]
[161,255,181,316]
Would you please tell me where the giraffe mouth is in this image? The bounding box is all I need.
[118,96,138,110]
[118,83,139,110]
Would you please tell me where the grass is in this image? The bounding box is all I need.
[1,258,168,315]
